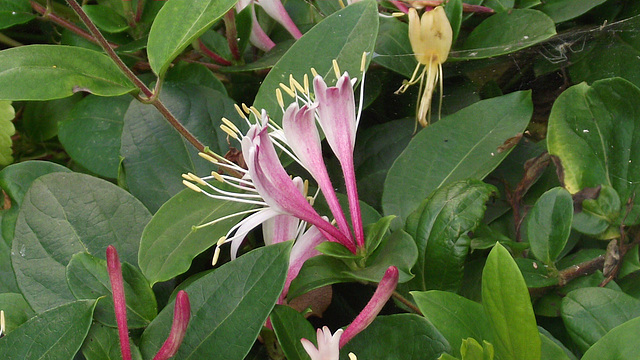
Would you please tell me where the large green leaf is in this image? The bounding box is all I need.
[0,45,136,100]
[271,305,316,360]
[548,78,640,224]
[581,316,640,360]
[139,241,291,360]
[0,293,34,334]
[382,91,532,223]
[561,287,640,353]
[412,290,490,358]
[58,95,132,178]
[0,300,96,359]
[139,187,253,285]
[147,0,236,77]
[83,4,129,33]
[372,17,415,78]
[120,82,244,212]
[22,94,82,141]
[457,10,555,60]
[82,323,144,360]
[12,172,151,312]
[403,180,496,292]
[539,0,607,23]
[340,314,450,360]
[525,187,573,265]
[253,0,378,122]
[66,252,157,329]
[482,243,540,360]
[0,0,34,30]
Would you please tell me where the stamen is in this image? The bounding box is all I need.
[212,237,227,265]
[332,59,341,79]
[348,353,358,360]
[276,88,285,108]
[183,180,202,193]
[303,179,309,197]
[303,74,309,95]
[279,82,296,98]
[392,12,405,17]
[181,173,191,181]
[234,103,247,119]
[187,172,208,186]
[249,106,262,119]
[241,103,252,114]
[198,152,219,164]
[222,117,240,134]
[310,67,319,78]
[290,74,306,94]
[307,196,315,205]
[0,310,4,338]
[211,171,224,182]
[360,52,367,72]
[220,124,240,140]
[338,0,345,8]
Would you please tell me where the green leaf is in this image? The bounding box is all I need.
[66,252,157,329]
[82,323,144,360]
[581,316,640,360]
[0,45,136,100]
[22,94,82,141]
[571,185,620,237]
[288,230,417,299]
[482,0,514,12]
[270,305,316,360]
[457,10,556,60]
[548,78,640,225]
[139,241,291,360]
[539,332,572,360]
[372,17,416,78]
[412,290,490,358]
[539,0,608,23]
[0,293,34,334]
[340,314,450,360]
[58,95,131,178]
[444,0,463,43]
[403,180,496,292]
[165,62,227,95]
[482,243,540,360]
[253,0,379,122]
[460,338,494,360]
[147,0,236,77]
[619,245,640,278]
[120,82,244,212]
[0,0,34,30]
[0,300,96,359]
[382,91,532,224]
[516,258,559,288]
[365,215,395,254]
[83,4,129,33]
[561,287,640,352]
[0,101,15,165]
[12,172,151,312]
[525,187,573,264]
[138,187,253,285]
[0,161,71,245]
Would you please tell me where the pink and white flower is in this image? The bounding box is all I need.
[236,0,302,51]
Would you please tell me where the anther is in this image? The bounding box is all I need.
[310,67,319,78]
[221,124,240,140]
[249,106,261,119]
[360,52,367,72]
[221,117,240,134]
[338,0,345,8]
[0,310,4,338]
[187,173,207,186]
[307,196,315,205]
[199,152,219,164]
[348,353,357,360]
[182,180,202,193]
[181,173,191,181]
[303,179,309,197]
[234,103,247,119]
[392,12,405,17]
[290,74,305,94]
[303,74,309,94]
[279,82,296,98]
[212,247,221,266]
[276,88,285,108]
[332,59,341,79]
[241,103,252,114]
[211,171,224,182]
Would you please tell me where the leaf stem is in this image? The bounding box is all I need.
[558,254,605,286]
[65,0,206,152]
[31,0,118,48]
[196,39,233,66]
[391,291,422,316]
[224,10,241,61]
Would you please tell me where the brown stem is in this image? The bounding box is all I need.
[181,58,222,71]
[559,255,605,286]
[65,0,206,153]
[224,10,241,61]
[391,291,423,316]
[31,1,118,48]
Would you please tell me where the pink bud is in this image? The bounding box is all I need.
[153,291,191,360]
[106,245,132,360]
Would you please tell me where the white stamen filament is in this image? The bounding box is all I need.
[199,189,268,206]
[195,208,262,230]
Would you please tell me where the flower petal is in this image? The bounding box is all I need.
[255,0,302,39]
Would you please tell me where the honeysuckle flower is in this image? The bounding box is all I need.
[236,0,302,51]
[301,327,343,360]
[107,246,191,360]
[183,55,370,261]
[396,6,452,127]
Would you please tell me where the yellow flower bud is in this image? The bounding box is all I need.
[397,7,453,128]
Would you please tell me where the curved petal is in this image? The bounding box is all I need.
[255,0,302,39]
[226,208,280,258]
[282,225,325,300]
